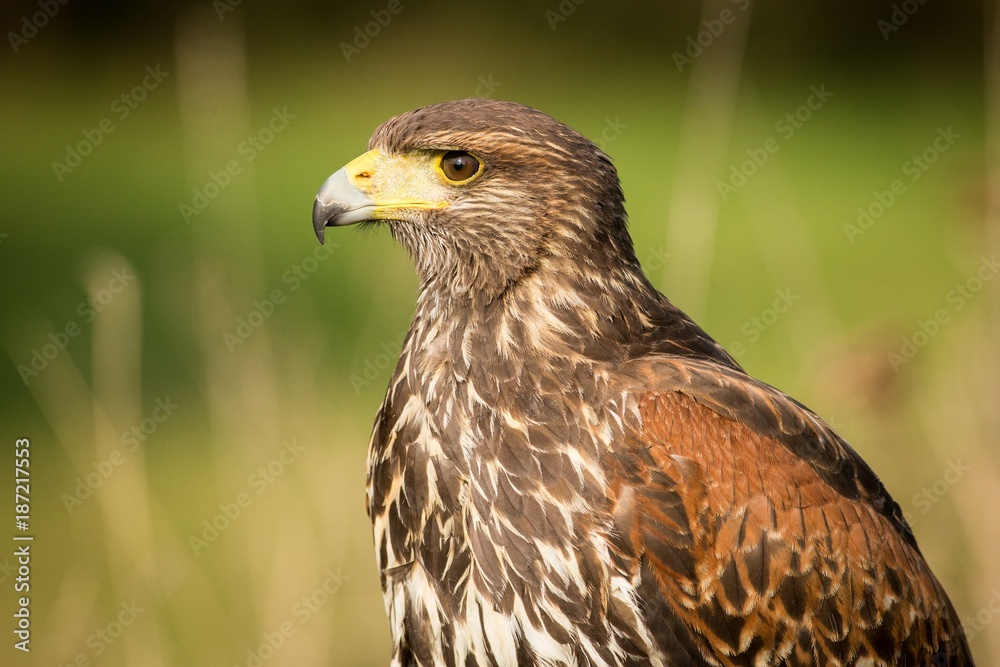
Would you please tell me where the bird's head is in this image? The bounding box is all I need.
[313,99,639,302]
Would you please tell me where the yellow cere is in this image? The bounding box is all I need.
[343,148,454,218]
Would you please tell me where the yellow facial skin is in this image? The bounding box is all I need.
[313,148,485,242]
[343,148,466,219]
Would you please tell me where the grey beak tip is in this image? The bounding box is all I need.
[313,198,349,245]
[312,198,327,245]
[313,167,374,240]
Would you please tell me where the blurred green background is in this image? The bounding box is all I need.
[1,0,998,665]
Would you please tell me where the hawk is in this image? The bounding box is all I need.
[312,99,973,666]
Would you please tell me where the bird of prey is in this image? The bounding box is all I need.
[312,99,973,666]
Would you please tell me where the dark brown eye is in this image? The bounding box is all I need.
[440,151,481,182]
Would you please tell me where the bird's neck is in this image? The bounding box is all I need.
[403,246,741,398]
[408,254,659,378]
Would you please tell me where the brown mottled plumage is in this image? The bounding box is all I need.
[312,99,973,666]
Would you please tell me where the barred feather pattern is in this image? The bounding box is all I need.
[346,100,974,666]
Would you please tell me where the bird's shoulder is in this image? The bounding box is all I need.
[613,353,914,547]
[605,354,972,664]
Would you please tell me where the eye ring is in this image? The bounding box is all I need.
[439,151,482,183]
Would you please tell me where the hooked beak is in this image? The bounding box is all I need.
[312,150,379,244]
[311,149,451,244]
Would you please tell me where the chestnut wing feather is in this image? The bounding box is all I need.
[610,356,973,665]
